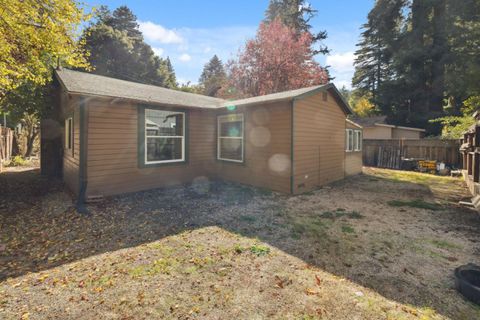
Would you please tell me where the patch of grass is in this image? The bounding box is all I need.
[233,244,245,254]
[249,244,270,256]
[129,258,179,277]
[387,199,441,211]
[341,225,355,234]
[428,239,462,250]
[239,215,257,223]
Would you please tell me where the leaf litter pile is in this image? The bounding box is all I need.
[1,168,480,319]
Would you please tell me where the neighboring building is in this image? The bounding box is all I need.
[351,115,425,139]
[43,69,363,202]
[345,119,363,176]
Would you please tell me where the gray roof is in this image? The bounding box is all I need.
[55,69,352,113]
[350,115,388,128]
[55,69,223,109]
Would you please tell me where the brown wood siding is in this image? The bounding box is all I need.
[293,91,346,193]
[62,94,80,195]
[85,99,216,197]
[214,102,292,193]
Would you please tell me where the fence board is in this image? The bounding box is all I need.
[363,139,461,168]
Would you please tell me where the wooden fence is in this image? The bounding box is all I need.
[363,139,461,169]
[0,126,13,171]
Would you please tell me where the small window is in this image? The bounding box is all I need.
[65,117,73,150]
[346,129,354,152]
[144,109,185,164]
[217,114,244,162]
[355,130,362,151]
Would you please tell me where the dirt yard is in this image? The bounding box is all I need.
[1,167,480,319]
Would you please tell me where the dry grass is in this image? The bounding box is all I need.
[1,167,480,319]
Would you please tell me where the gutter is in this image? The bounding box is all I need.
[76,96,89,214]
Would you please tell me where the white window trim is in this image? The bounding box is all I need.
[217,113,244,163]
[144,109,185,165]
[65,117,73,150]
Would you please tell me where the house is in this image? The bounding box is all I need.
[351,115,425,140]
[42,68,362,203]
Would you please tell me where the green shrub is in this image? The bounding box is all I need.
[8,156,28,167]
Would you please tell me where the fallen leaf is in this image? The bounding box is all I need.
[305,288,317,295]
[21,312,30,320]
[315,275,322,286]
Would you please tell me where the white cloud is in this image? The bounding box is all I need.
[138,21,183,44]
[326,52,355,73]
[325,51,356,89]
[152,47,164,57]
[179,53,192,62]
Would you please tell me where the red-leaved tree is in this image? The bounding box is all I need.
[224,18,328,98]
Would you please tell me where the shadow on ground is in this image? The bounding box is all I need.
[1,167,480,318]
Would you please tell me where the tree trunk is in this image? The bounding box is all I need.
[24,129,38,158]
[430,0,447,112]
[410,0,430,114]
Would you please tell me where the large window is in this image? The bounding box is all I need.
[217,114,244,162]
[346,129,362,152]
[144,109,185,164]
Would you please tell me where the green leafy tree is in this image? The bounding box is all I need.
[0,0,91,97]
[82,6,177,88]
[352,0,480,135]
[264,0,329,55]
[199,55,226,97]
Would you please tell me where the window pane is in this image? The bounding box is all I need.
[219,138,242,161]
[348,130,354,151]
[147,137,183,162]
[353,131,358,150]
[220,120,243,137]
[146,110,183,136]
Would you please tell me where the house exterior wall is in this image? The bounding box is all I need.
[82,98,291,197]
[362,126,392,139]
[345,121,363,176]
[61,94,80,195]
[292,91,346,194]
[85,98,217,197]
[392,127,422,139]
[214,101,292,193]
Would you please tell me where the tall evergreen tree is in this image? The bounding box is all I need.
[81,6,177,88]
[264,0,328,55]
[352,0,480,134]
[199,55,226,97]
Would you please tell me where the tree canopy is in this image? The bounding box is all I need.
[81,6,177,88]
[353,0,480,135]
[264,0,329,55]
[225,18,328,98]
[199,55,226,97]
[0,0,91,98]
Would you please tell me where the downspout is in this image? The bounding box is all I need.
[76,96,89,214]
[290,99,296,194]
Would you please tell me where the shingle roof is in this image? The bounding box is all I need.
[55,69,223,109]
[55,68,352,114]
[350,115,388,128]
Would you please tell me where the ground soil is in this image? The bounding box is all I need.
[1,167,479,319]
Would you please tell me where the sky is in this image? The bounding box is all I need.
[84,1,374,89]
